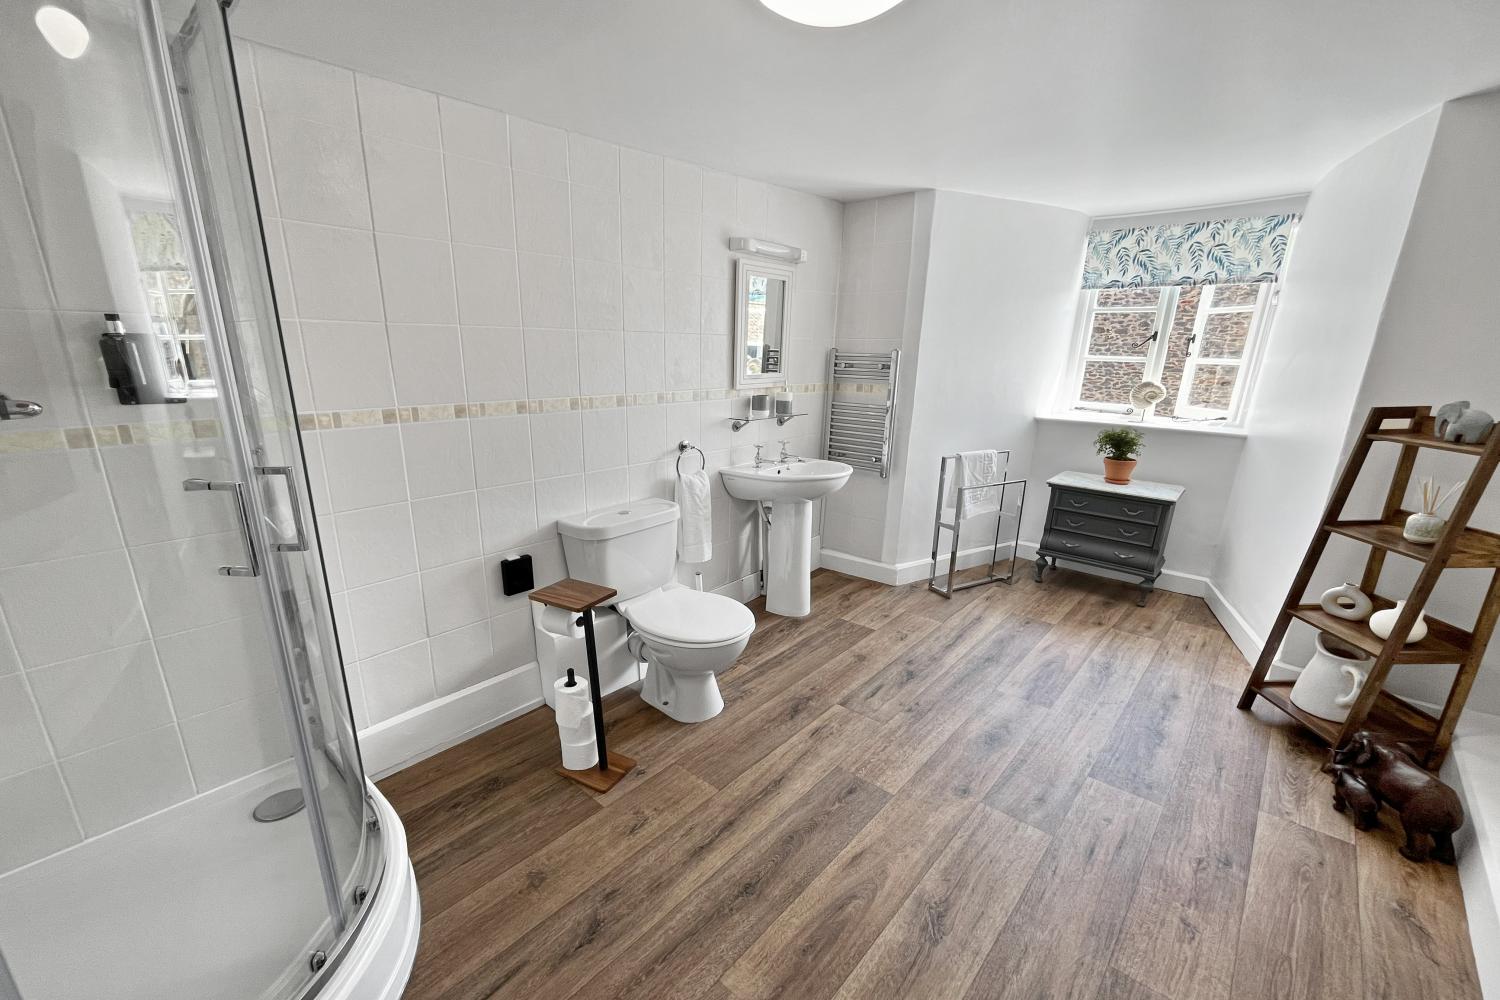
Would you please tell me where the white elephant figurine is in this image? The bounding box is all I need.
[1435,399,1494,444]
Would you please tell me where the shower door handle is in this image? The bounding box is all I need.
[183,478,261,577]
[0,394,43,419]
[256,466,310,552]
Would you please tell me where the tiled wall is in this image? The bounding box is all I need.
[239,44,844,732]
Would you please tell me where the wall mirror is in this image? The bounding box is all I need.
[733,257,795,389]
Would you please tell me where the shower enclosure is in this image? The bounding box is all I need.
[0,1,416,998]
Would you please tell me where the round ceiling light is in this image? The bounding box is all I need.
[757,0,908,27]
[35,5,90,59]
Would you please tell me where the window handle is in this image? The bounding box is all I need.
[1129,329,1159,351]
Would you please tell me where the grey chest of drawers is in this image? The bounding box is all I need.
[1034,471,1186,606]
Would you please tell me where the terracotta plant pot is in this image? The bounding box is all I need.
[1102,458,1136,485]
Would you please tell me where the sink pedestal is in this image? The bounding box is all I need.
[764,500,814,617]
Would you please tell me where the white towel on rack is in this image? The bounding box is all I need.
[955,450,1000,516]
[675,468,713,564]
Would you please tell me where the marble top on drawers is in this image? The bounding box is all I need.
[1047,471,1186,504]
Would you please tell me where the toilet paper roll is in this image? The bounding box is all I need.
[560,737,598,771]
[539,606,583,638]
[554,675,593,729]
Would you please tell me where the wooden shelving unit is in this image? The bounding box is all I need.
[1239,405,1500,767]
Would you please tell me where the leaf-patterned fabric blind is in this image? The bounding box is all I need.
[1081,214,1299,289]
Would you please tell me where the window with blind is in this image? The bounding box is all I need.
[1062,213,1298,425]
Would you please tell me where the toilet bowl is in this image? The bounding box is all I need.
[557,499,755,724]
[620,586,754,723]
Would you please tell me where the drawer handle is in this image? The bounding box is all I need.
[1118,528,1140,538]
[1062,540,1081,549]
[1066,517,1084,527]
[1114,550,1136,560]
[1122,506,1143,516]
[1068,498,1088,507]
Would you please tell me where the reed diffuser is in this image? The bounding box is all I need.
[1404,476,1466,544]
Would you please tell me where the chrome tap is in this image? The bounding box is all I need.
[778,439,799,463]
[753,444,766,469]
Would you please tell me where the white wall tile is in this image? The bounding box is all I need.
[421,559,488,635]
[665,332,699,390]
[360,640,433,722]
[130,533,264,635]
[567,134,619,189]
[321,425,408,512]
[585,468,628,512]
[665,271,701,334]
[471,416,534,488]
[429,620,495,697]
[664,401,699,447]
[874,193,915,244]
[439,97,509,164]
[376,234,457,324]
[155,616,276,717]
[627,405,668,464]
[570,184,621,263]
[412,492,481,570]
[178,692,290,791]
[60,725,194,836]
[517,253,576,329]
[701,276,732,335]
[573,260,622,330]
[461,326,527,400]
[624,331,665,393]
[365,136,449,239]
[27,642,172,757]
[335,502,417,589]
[623,267,665,332]
[401,420,476,499]
[535,475,585,532]
[509,118,569,178]
[347,575,426,658]
[445,156,515,249]
[702,171,736,218]
[664,159,703,212]
[577,330,625,395]
[478,484,540,553]
[620,149,663,203]
[0,675,51,779]
[0,449,123,567]
[388,324,464,404]
[582,408,628,472]
[265,114,370,229]
[622,198,665,269]
[528,411,584,478]
[513,172,572,256]
[701,336,732,390]
[301,320,396,410]
[665,209,701,275]
[523,330,579,399]
[452,245,522,327]
[0,766,80,870]
[282,223,384,322]
[0,551,149,666]
[356,74,439,147]
[253,46,357,128]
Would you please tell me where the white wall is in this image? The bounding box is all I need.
[1209,110,1440,648]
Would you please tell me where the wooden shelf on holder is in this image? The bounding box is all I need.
[1367,417,1488,456]
[1255,680,1436,750]
[1328,513,1500,569]
[1287,601,1472,665]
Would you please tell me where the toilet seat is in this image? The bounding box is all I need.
[619,588,755,647]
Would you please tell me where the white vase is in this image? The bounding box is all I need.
[1403,512,1446,544]
[1368,600,1429,644]
[1289,633,1374,722]
[1319,582,1373,622]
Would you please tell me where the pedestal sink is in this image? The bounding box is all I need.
[720,459,853,617]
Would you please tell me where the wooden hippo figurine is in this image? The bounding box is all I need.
[1330,731,1463,863]
[1322,762,1380,831]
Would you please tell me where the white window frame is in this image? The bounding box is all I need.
[1061,282,1276,426]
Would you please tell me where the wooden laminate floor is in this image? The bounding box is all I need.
[380,568,1480,1000]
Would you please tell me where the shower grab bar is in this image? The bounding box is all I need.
[183,478,260,577]
[255,465,310,552]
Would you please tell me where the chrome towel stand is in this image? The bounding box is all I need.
[928,450,1028,598]
[676,440,706,475]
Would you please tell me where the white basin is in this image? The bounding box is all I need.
[719,459,853,502]
[720,459,853,618]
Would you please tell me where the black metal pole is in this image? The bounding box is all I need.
[579,609,609,772]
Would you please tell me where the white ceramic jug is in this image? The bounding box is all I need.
[1289,632,1374,723]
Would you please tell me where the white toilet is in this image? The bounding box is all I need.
[557,499,754,723]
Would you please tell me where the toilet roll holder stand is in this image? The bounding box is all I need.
[530,578,637,792]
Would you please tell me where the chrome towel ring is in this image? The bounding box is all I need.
[676,440,706,475]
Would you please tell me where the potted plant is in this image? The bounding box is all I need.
[1095,426,1145,485]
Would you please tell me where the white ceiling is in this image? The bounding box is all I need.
[232,0,1500,215]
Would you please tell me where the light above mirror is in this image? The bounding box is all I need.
[35,5,90,59]
[757,0,908,27]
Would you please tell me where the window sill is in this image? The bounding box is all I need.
[1035,411,1249,439]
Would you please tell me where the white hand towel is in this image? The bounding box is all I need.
[675,468,713,564]
[956,450,1000,516]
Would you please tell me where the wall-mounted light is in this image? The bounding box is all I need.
[729,236,807,264]
[757,0,907,27]
[35,4,90,59]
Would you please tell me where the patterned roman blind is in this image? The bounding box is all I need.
[1081,213,1299,289]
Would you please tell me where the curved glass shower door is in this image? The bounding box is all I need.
[0,1,378,997]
